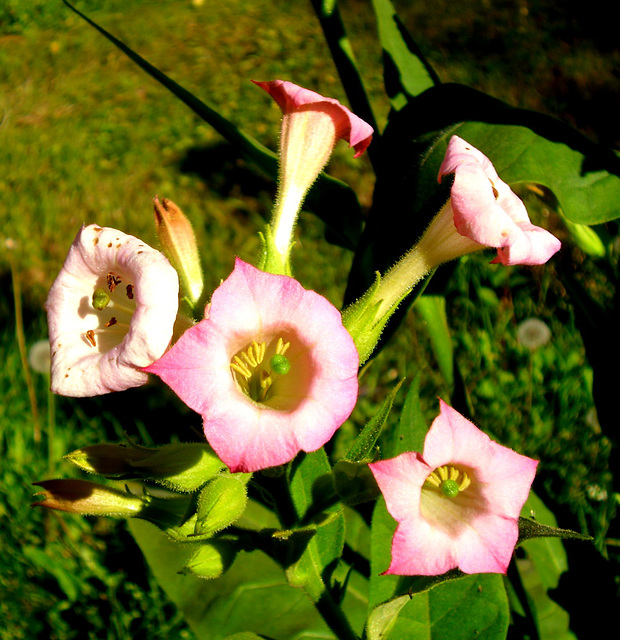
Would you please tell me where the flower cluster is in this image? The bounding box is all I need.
[43,79,557,579]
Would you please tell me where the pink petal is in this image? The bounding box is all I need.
[146,258,359,473]
[253,79,373,157]
[439,136,561,265]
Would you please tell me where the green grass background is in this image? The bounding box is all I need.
[1,0,618,637]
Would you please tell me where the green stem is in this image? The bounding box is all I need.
[314,589,359,640]
[9,248,41,443]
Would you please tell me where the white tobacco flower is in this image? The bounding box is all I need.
[46,225,179,397]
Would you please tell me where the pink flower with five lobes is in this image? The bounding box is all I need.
[437,135,561,266]
[46,224,179,397]
[145,258,359,473]
[253,80,373,270]
[369,400,538,576]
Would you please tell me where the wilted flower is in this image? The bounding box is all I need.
[145,258,359,473]
[517,318,551,351]
[369,400,538,575]
[254,79,373,270]
[46,224,179,397]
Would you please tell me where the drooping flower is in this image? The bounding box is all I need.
[145,258,359,473]
[369,400,538,575]
[342,136,561,363]
[436,135,561,266]
[253,79,373,271]
[46,224,179,397]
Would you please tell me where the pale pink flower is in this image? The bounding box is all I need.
[145,258,359,473]
[369,400,538,575]
[254,80,373,265]
[46,224,179,397]
[438,135,561,266]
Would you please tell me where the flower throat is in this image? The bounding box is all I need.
[230,337,291,403]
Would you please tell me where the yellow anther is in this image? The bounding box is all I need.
[449,467,459,481]
[438,466,448,481]
[458,473,471,491]
[276,338,290,356]
[231,357,252,379]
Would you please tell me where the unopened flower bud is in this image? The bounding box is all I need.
[66,442,225,492]
[154,196,204,310]
[32,479,146,517]
[192,474,249,539]
[181,540,238,580]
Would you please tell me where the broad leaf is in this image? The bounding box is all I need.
[129,518,332,640]
[371,0,439,110]
[514,494,578,640]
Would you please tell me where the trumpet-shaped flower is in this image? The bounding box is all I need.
[436,135,561,266]
[369,400,538,575]
[145,258,359,473]
[46,224,179,397]
[254,79,373,270]
[344,137,561,362]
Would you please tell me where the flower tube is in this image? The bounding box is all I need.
[343,136,561,362]
[254,79,373,271]
[46,224,179,397]
[145,258,359,473]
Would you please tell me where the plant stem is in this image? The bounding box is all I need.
[8,246,41,443]
[314,589,359,640]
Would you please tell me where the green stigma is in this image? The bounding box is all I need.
[92,288,111,310]
[270,353,291,376]
[440,479,460,498]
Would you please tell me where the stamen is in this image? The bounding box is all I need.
[107,273,122,292]
[229,336,293,403]
[424,465,471,498]
[105,317,118,328]
[231,357,252,379]
[85,330,97,347]
[126,284,134,300]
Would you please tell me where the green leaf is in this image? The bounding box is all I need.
[344,378,404,462]
[371,0,439,109]
[415,296,453,388]
[374,574,509,640]
[129,519,332,640]
[381,374,428,459]
[388,84,620,225]
[513,494,580,640]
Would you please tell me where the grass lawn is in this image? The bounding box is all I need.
[1,0,618,637]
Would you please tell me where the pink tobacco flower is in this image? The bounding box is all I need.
[369,400,538,576]
[253,79,373,157]
[253,80,373,265]
[437,135,561,266]
[46,224,179,397]
[145,258,359,473]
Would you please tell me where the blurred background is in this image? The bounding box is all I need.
[1,0,618,637]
